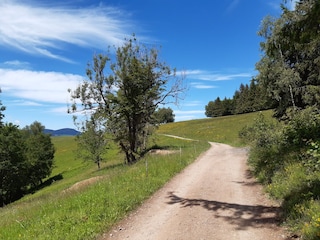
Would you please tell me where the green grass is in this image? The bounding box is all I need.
[0,111,270,239]
[157,110,274,146]
[0,135,209,239]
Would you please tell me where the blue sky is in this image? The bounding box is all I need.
[0,0,296,130]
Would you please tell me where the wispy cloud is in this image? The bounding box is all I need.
[226,0,240,13]
[183,69,252,81]
[181,101,203,107]
[0,68,83,104]
[8,99,43,106]
[190,82,217,89]
[2,60,31,69]
[0,0,137,62]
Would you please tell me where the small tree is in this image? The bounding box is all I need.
[76,115,108,169]
[69,36,185,164]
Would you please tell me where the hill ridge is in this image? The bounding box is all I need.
[44,128,80,136]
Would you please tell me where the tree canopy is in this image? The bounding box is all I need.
[0,103,55,206]
[0,123,27,205]
[256,0,320,119]
[205,79,275,118]
[69,37,185,164]
[153,107,175,124]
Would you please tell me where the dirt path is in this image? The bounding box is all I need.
[100,142,290,240]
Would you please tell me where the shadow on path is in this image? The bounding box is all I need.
[166,192,281,231]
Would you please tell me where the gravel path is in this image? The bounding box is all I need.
[99,142,290,240]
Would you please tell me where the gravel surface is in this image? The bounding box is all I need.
[99,142,291,240]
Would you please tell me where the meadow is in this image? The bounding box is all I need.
[0,111,270,239]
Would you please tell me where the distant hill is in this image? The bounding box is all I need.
[44,128,80,136]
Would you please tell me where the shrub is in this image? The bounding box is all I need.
[239,112,283,183]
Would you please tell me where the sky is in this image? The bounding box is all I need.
[0,0,297,130]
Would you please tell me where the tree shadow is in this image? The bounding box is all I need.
[29,173,64,193]
[166,191,282,231]
[95,162,124,172]
[232,170,260,187]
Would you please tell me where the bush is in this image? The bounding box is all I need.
[241,108,320,239]
[239,112,283,183]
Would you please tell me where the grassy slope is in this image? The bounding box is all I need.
[158,110,274,147]
[0,110,272,239]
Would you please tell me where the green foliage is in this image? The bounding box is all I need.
[153,107,175,124]
[246,2,320,236]
[205,97,234,117]
[69,36,185,164]
[239,112,284,183]
[242,107,320,239]
[282,108,320,148]
[76,116,108,169]
[205,79,275,118]
[256,0,320,119]
[305,141,320,172]
[0,121,55,205]
[0,123,28,205]
[23,122,55,187]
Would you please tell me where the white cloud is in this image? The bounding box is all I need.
[173,110,205,122]
[174,110,204,115]
[2,60,30,69]
[183,69,252,81]
[9,99,43,106]
[191,82,217,89]
[0,68,83,104]
[0,0,137,61]
[181,101,203,107]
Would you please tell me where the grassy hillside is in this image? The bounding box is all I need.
[158,110,274,146]
[0,110,273,239]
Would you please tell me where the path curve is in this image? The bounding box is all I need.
[99,142,289,240]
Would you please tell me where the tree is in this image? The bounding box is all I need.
[69,37,185,164]
[76,115,108,169]
[0,89,5,127]
[205,97,234,117]
[153,107,175,124]
[205,97,222,117]
[256,0,320,119]
[22,121,55,187]
[221,97,235,116]
[0,123,28,206]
